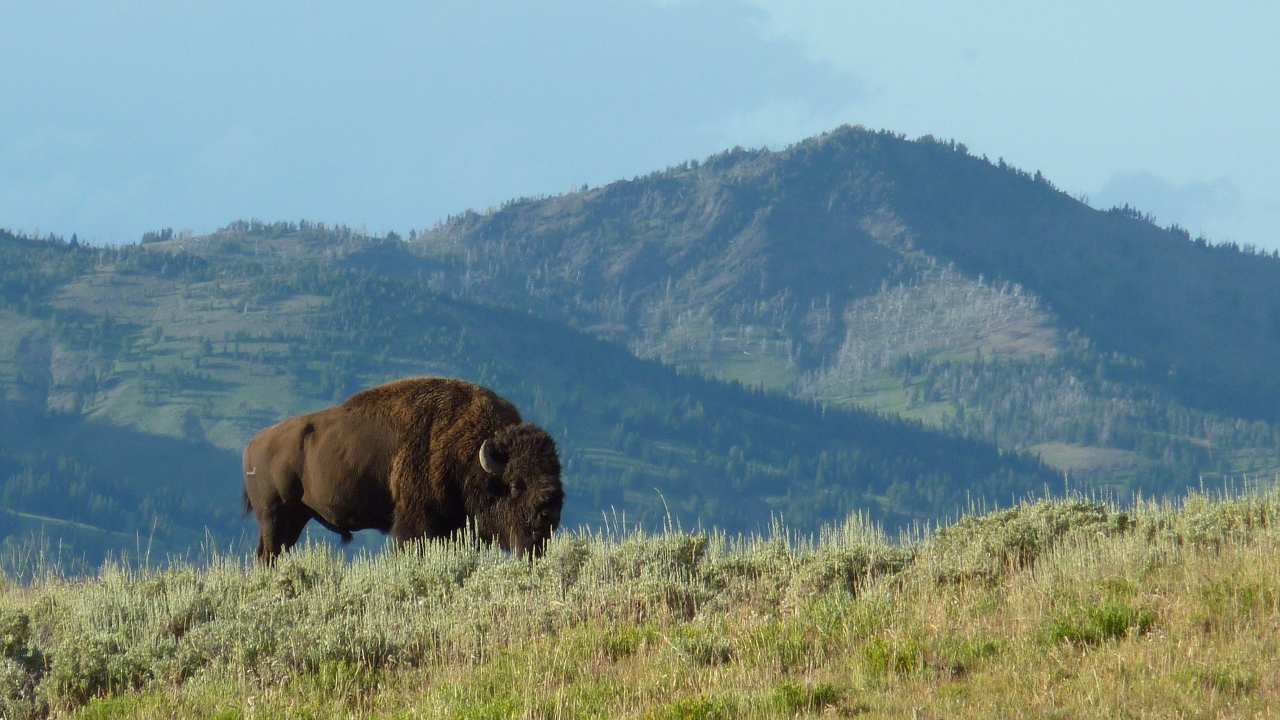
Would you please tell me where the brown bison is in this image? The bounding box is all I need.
[242,377,563,560]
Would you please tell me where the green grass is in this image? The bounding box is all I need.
[1029,441,1148,474]
[818,371,957,428]
[1043,599,1156,646]
[6,489,1280,718]
[706,352,795,394]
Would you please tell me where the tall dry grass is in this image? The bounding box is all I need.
[2,489,1279,718]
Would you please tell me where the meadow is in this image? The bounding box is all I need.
[3,488,1279,719]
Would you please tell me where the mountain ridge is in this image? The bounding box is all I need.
[3,125,1278,563]
[401,125,1280,488]
[411,126,1280,423]
[0,224,1053,564]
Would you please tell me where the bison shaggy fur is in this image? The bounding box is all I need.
[242,377,563,560]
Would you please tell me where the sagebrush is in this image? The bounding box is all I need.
[3,489,1280,718]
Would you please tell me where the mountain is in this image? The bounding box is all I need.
[406,127,1280,488]
[3,125,1278,563]
[0,225,1050,564]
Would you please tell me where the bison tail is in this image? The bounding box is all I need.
[241,443,255,516]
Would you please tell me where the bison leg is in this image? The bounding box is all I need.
[390,507,454,546]
[255,503,311,561]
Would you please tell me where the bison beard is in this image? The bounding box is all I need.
[242,377,563,561]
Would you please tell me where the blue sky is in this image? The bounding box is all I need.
[3,1,1276,249]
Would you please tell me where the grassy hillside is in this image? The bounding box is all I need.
[3,488,1279,718]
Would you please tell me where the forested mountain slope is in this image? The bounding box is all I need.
[407,126,1280,490]
[0,229,1051,564]
[4,125,1278,563]
[414,127,1280,418]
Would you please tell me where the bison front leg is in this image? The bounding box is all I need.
[255,504,311,562]
[389,506,459,550]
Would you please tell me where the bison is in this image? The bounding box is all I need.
[242,377,563,560]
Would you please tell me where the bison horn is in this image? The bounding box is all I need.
[478,439,507,475]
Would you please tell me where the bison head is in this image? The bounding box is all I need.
[475,422,564,557]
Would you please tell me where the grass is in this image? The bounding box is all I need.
[1029,441,1148,475]
[707,353,795,394]
[4,489,1280,718]
[815,371,957,428]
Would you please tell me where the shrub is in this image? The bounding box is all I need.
[931,635,1002,677]
[1044,600,1155,646]
[789,546,909,597]
[1182,664,1259,696]
[926,500,1122,584]
[768,681,843,713]
[645,696,738,720]
[45,633,152,707]
[860,637,925,679]
[598,624,655,661]
[0,609,34,661]
[741,620,817,673]
[672,629,734,667]
[0,656,45,720]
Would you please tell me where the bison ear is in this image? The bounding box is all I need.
[478,439,507,476]
[509,477,525,499]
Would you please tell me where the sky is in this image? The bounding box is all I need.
[3,1,1277,249]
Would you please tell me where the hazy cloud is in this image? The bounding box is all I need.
[742,2,1280,250]
[6,3,1275,250]
[702,99,861,152]
[1094,172,1242,230]
[0,1,861,244]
